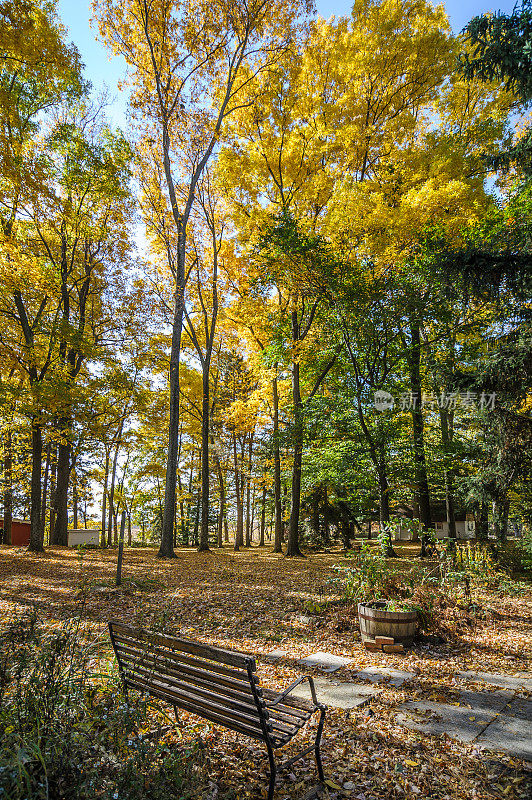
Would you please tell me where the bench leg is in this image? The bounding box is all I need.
[266,740,277,800]
[314,707,326,782]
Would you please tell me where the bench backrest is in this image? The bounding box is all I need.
[109,621,270,741]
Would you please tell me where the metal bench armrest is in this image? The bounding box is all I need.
[269,675,325,709]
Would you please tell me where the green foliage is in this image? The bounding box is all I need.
[332,544,400,601]
[0,610,203,800]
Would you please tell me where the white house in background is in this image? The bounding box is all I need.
[68,529,100,547]
[433,518,475,540]
[391,502,476,541]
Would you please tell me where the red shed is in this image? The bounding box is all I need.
[0,518,31,546]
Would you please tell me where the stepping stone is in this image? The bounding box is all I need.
[263,649,287,662]
[396,701,497,743]
[457,688,516,715]
[476,697,532,761]
[292,676,380,710]
[298,651,353,673]
[355,667,415,687]
[458,670,532,692]
[397,690,514,743]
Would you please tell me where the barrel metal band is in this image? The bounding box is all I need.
[358,611,415,624]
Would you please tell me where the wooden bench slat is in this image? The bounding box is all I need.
[267,705,312,726]
[112,630,254,683]
[111,621,256,670]
[262,687,314,713]
[124,677,268,742]
[114,641,257,698]
[123,672,270,734]
[121,661,263,719]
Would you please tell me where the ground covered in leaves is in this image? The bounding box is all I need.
[1,543,531,800]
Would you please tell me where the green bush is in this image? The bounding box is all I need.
[331,543,401,601]
[0,610,204,800]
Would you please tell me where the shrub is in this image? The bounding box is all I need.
[0,610,204,800]
[331,544,401,601]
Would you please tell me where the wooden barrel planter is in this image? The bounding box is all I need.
[358,600,418,644]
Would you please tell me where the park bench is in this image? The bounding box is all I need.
[109,621,327,800]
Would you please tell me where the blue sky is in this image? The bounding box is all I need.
[58,0,519,129]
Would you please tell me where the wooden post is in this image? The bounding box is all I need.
[116,510,126,586]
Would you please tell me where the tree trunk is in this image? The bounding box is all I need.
[311,491,320,544]
[3,427,13,545]
[198,363,211,552]
[287,313,304,558]
[216,461,225,548]
[233,434,244,550]
[28,420,44,552]
[72,454,78,531]
[108,440,120,547]
[53,419,71,546]
[234,469,244,550]
[259,485,266,547]
[101,450,110,548]
[127,511,132,546]
[192,486,201,547]
[476,501,489,541]
[281,483,288,542]
[176,472,185,545]
[245,438,252,547]
[378,464,396,556]
[341,518,351,551]
[40,441,51,543]
[272,373,283,553]
[49,445,57,544]
[493,496,509,542]
[160,280,184,559]
[409,321,431,555]
[439,408,457,547]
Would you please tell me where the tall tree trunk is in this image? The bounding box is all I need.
[341,518,351,551]
[439,408,457,547]
[49,445,57,544]
[108,442,120,547]
[53,418,71,546]
[287,313,304,557]
[245,436,253,547]
[311,491,320,544]
[378,462,396,556]
[409,321,431,555]
[3,427,13,545]
[183,455,195,547]
[28,419,44,552]
[259,485,266,547]
[101,450,110,548]
[250,484,256,544]
[272,373,283,553]
[476,501,489,541]
[177,472,186,546]
[127,510,132,546]
[234,469,244,551]
[199,362,211,552]
[216,460,225,548]
[192,486,201,547]
[41,441,51,542]
[160,281,184,559]
[233,434,244,550]
[72,454,78,531]
[493,496,509,542]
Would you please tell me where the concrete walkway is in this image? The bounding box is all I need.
[397,680,532,761]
